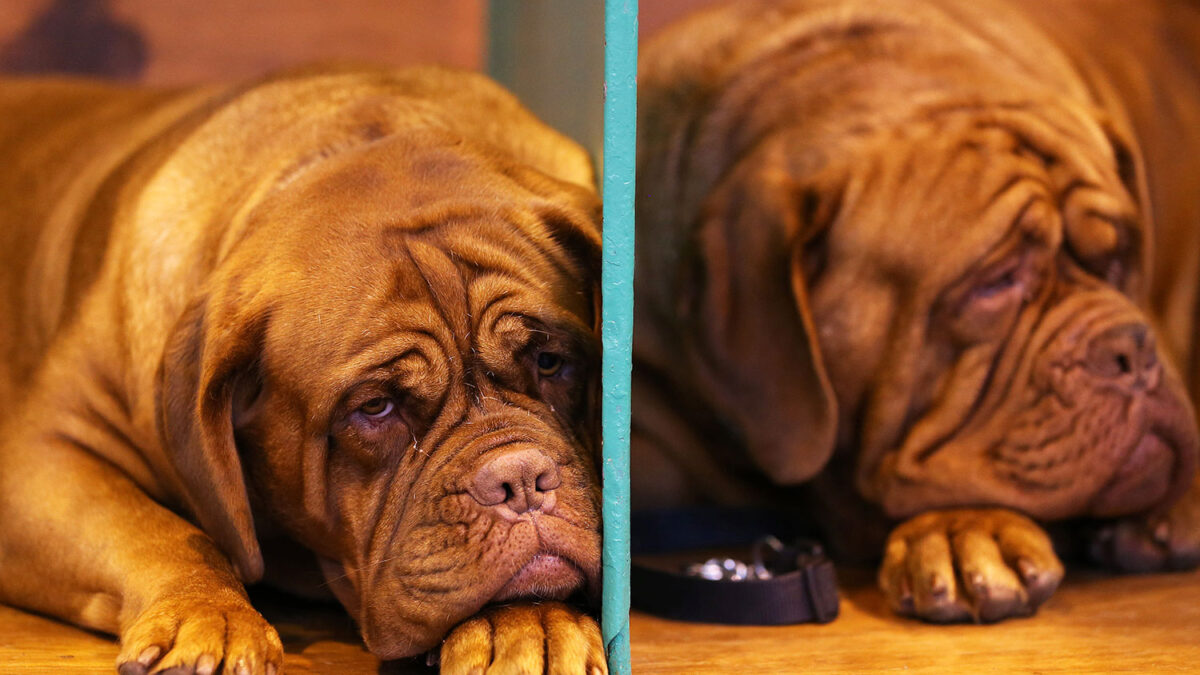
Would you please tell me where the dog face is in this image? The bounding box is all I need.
[693,99,1198,522]
[801,105,1198,520]
[159,130,602,658]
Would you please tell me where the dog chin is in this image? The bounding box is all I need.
[313,555,456,659]
[492,511,602,600]
[320,519,600,660]
[354,557,592,659]
[493,553,588,602]
[1089,391,1199,518]
[1088,433,1177,517]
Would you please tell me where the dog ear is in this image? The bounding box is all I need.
[686,161,840,484]
[1101,117,1153,296]
[540,198,603,455]
[157,290,266,583]
[1106,125,1147,211]
[546,202,603,331]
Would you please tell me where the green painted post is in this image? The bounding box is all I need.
[602,1,636,673]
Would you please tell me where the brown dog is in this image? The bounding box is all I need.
[0,66,607,673]
[633,0,1200,622]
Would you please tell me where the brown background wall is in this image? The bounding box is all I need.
[0,0,485,83]
[0,0,727,86]
[640,0,726,38]
[0,0,719,155]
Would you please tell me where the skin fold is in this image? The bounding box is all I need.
[632,0,1200,622]
[0,66,606,673]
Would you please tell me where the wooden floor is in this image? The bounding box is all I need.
[0,588,431,674]
[1,569,1197,673]
[632,568,1200,673]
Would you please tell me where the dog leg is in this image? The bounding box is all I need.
[0,439,282,675]
[440,602,606,675]
[878,508,1064,622]
[1088,471,1200,572]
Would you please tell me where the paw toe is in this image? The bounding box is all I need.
[881,509,1063,623]
[441,603,604,675]
[119,593,281,675]
[441,615,493,675]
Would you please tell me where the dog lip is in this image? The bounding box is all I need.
[1089,432,1176,517]
[492,553,586,602]
[492,512,601,601]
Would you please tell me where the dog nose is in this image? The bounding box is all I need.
[1085,323,1159,383]
[469,448,561,513]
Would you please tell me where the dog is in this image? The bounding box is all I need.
[632,0,1200,623]
[0,65,607,674]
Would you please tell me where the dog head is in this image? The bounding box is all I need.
[155,70,602,659]
[638,10,1198,523]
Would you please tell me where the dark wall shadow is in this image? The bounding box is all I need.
[0,0,146,79]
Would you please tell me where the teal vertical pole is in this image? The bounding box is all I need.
[602,0,635,674]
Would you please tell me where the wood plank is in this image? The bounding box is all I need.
[0,589,431,674]
[3,569,1194,672]
[632,568,1200,673]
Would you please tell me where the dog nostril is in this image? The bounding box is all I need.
[536,468,561,492]
[1085,323,1157,380]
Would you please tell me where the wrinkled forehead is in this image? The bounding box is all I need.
[263,130,546,229]
[249,139,595,400]
[384,224,593,336]
[813,119,1066,285]
[261,229,592,406]
[258,128,593,299]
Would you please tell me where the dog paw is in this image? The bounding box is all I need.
[879,508,1064,623]
[1089,479,1200,573]
[439,602,606,675]
[115,588,283,675]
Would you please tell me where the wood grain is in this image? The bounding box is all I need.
[2,569,1194,672]
[632,568,1200,673]
[0,589,432,674]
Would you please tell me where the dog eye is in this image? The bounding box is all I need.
[536,352,564,377]
[359,397,394,418]
[952,253,1044,340]
[973,269,1020,299]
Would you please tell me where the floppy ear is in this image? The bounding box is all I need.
[157,291,266,583]
[1101,118,1154,297]
[545,202,603,331]
[1103,121,1149,213]
[685,160,839,484]
[540,198,604,456]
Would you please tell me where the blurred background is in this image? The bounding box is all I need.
[0,0,721,164]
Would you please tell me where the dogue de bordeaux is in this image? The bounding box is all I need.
[633,0,1200,622]
[0,65,607,674]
